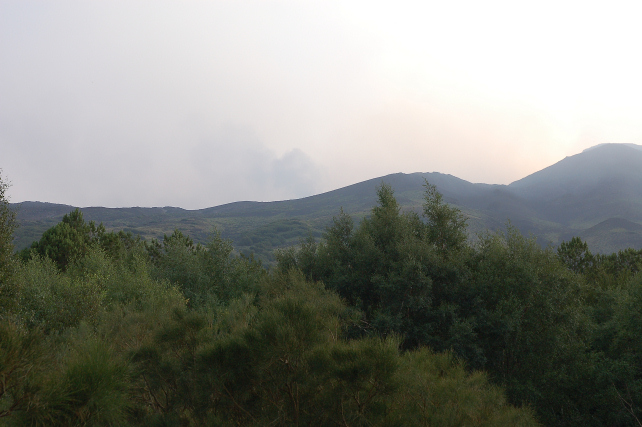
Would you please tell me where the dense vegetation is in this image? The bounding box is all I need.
[3,171,642,425]
[274,183,642,426]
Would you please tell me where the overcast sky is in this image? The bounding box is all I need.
[2,1,642,209]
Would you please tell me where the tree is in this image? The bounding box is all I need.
[19,209,140,271]
[131,271,538,426]
[0,170,17,285]
[279,183,471,351]
[146,229,264,307]
[19,209,104,270]
[558,237,594,274]
[470,227,596,424]
[423,180,467,255]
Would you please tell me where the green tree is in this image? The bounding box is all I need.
[0,322,45,420]
[423,180,467,255]
[589,271,642,426]
[147,229,265,308]
[0,171,17,286]
[470,228,598,425]
[280,183,472,352]
[129,270,537,426]
[20,209,142,272]
[19,209,103,270]
[558,236,594,274]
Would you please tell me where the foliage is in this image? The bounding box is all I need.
[423,180,468,255]
[124,271,536,426]
[469,229,596,424]
[279,183,471,352]
[391,349,538,426]
[4,330,131,427]
[2,204,537,425]
[19,208,141,271]
[279,182,642,426]
[0,322,45,420]
[0,171,17,298]
[147,229,265,308]
[11,254,102,332]
[558,236,595,274]
[14,177,642,425]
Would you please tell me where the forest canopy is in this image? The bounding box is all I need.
[3,174,642,425]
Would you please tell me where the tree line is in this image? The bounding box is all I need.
[2,171,642,425]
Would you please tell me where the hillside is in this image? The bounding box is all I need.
[509,143,642,226]
[12,143,642,260]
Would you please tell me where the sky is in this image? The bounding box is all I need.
[2,0,642,209]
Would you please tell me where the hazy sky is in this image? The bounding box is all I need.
[3,1,642,208]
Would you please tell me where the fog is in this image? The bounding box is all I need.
[2,1,642,208]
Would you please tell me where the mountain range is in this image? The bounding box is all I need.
[12,143,642,261]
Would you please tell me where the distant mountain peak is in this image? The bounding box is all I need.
[582,143,642,153]
[507,141,642,216]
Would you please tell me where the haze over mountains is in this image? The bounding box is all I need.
[12,143,642,260]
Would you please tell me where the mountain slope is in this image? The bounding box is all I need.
[12,172,483,260]
[509,144,642,225]
[12,143,642,258]
[510,144,642,199]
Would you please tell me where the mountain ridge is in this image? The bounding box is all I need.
[12,143,642,259]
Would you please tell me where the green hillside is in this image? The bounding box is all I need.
[12,144,642,260]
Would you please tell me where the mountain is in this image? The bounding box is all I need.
[11,143,642,260]
[509,143,642,225]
